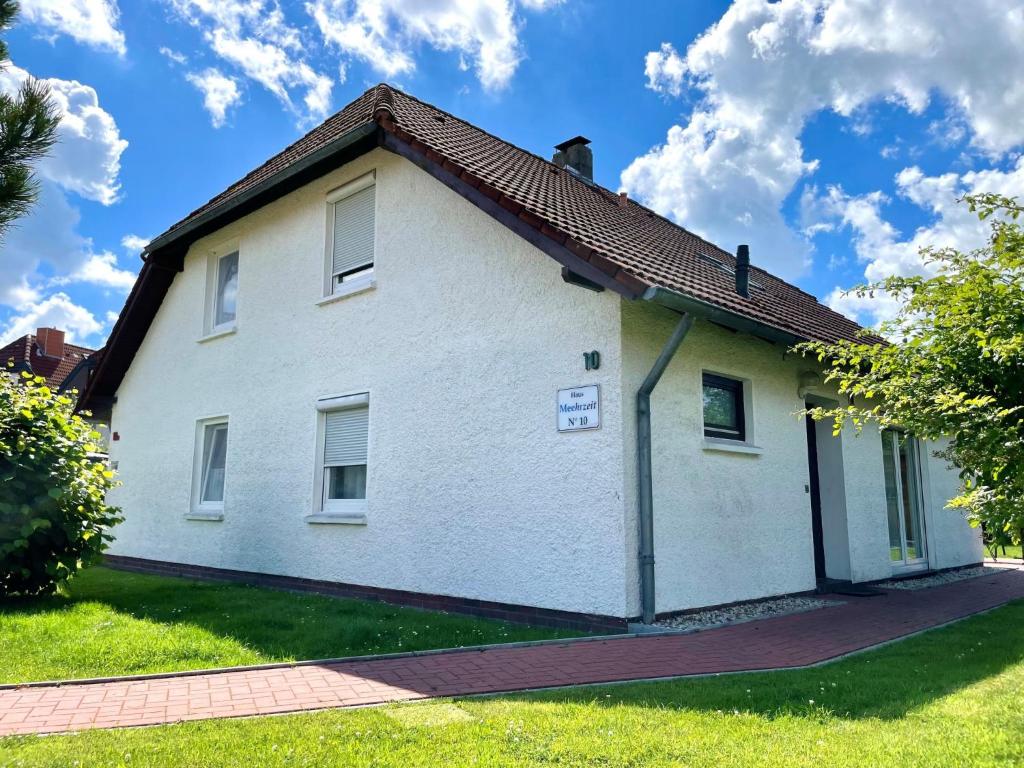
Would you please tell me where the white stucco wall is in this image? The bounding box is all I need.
[107,148,633,617]
[620,302,818,614]
[830,426,982,581]
[619,302,985,616]
[920,439,984,569]
[106,147,984,621]
[834,425,893,583]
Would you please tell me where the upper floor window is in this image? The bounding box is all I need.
[325,173,375,297]
[202,244,239,338]
[702,372,745,441]
[214,251,239,329]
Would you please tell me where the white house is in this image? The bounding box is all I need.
[82,85,982,631]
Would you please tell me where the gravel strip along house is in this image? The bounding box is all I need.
[80,84,983,630]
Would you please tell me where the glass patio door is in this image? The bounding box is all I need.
[882,429,928,570]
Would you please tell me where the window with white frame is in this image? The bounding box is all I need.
[325,173,375,295]
[316,393,369,515]
[203,247,239,337]
[214,251,238,328]
[193,417,229,512]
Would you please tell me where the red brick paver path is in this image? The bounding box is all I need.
[2,566,1022,735]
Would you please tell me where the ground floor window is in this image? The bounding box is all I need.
[193,417,228,512]
[317,393,369,515]
[881,429,927,567]
[702,373,745,441]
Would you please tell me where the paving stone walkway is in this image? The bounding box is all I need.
[2,565,1022,736]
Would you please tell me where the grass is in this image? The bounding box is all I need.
[0,567,577,684]
[2,602,1023,766]
[986,544,1022,560]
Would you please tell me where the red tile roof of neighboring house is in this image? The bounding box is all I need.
[0,334,96,390]
[81,84,872,410]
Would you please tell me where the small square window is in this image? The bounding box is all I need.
[702,373,745,441]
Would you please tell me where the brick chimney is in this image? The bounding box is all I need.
[552,136,593,181]
[36,327,65,358]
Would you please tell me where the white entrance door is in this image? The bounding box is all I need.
[882,429,929,572]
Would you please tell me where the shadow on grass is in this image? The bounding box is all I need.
[0,566,576,680]
[492,599,1024,722]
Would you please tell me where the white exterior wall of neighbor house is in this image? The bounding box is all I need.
[106,148,634,618]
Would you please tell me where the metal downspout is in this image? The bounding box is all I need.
[637,311,694,624]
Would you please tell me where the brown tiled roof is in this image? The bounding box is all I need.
[157,83,867,346]
[0,334,96,390]
[84,84,870,411]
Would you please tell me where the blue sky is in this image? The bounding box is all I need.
[2,0,1022,347]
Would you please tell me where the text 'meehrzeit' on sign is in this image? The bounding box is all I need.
[557,385,600,432]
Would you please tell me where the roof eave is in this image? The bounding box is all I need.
[146,121,381,256]
[641,286,804,347]
[79,121,383,413]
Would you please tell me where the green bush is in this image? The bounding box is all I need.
[0,370,121,596]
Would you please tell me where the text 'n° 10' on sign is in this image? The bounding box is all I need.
[557,385,600,432]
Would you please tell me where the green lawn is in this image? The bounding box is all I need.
[0,567,576,684]
[986,543,1022,560]
[2,601,1023,766]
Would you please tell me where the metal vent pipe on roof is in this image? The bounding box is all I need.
[735,244,750,298]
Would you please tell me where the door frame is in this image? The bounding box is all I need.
[883,429,930,574]
[804,412,827,580]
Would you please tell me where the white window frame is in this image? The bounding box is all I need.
[321,171,377,303]
[700,369,761,454]
[201,239,240,340]
[307,392,370,525]
[188,415,229,520]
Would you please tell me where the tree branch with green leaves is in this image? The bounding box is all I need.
[0,0,60,242]
[797,193,1024,542]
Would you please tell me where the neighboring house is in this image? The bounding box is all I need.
[79,85,982,631]
[2,328,110,453]
[1,328,96,391]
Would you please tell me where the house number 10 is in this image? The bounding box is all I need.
[583,350,600,371]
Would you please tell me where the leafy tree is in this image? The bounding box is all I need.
[0,371,122,596]
[799,194,1024,547]
[0,0,60,241]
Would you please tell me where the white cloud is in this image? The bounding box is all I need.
[815,158,1024,327]
[18,0,126,55]
[0,293,105,346]
[186,68,242,127]
[159,46,188,64]
[622,0,1024,281]
[52,251,137,291]
[644,42,685,97]
[169,0,333,124]
[306,0,554,92]
[0,61,133,345]
[121,234,149,253]
[0,62,127,205]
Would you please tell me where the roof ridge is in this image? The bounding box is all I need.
[370,83,396,121]
[380,85,831,301]
[383,84,630,210]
